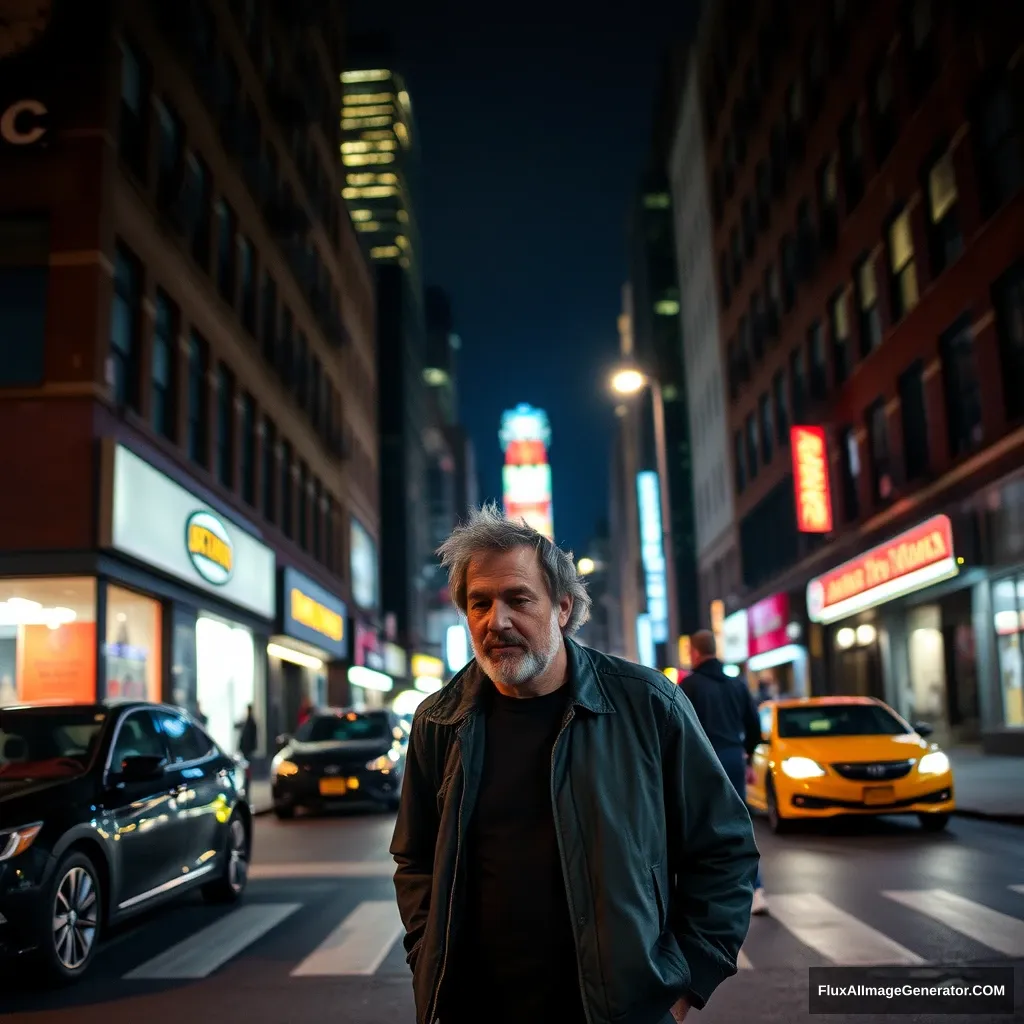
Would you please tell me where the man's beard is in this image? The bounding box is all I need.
[476,618,562,687]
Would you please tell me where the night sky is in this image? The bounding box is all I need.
[351,0,698,558]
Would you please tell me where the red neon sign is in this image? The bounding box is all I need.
[790,425,833,533]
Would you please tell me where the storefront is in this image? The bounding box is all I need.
[0,442,277,763]
[720,609,749,678]
[269,566,348,738]
[806,513,978,747]
[746,592,809,700]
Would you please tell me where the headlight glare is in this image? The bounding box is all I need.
[918,751,950,776]
[272,758,299,778]
[781,756,826,779]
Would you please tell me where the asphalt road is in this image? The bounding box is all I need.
[2,808,1023,1023]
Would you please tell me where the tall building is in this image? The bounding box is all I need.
[668,46,741,632]
[0,1,377,760]
[342,43,443,673]
[697,0,1024,754]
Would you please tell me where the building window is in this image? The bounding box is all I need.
[839,426,860,521]
[925,148,963,276]
[888,209,919,321]
[764,264,781,335]
[215,200,237,304]
[297,461,308,550]
[973,77,1024,216]
[993,261,1024,421]
[280,440,293,538]
[865,398,892,503]
[830,289,851,385]
[118,38,148,178]
[870,57,897,164]
[261,417,276,523]
[742,197,756,258]
[155,98,183,210]
[808,320,827,400]
[745,413,759,480]
[759,393,773,464]
[151,290,178,440]
[839,108,864,210]
[898,359,930,481]
[990,577,1024,727]
[186,332,209,467]
[240,393,256,506]
[818,152,839,250]
[906,0,938,102]
[110,242,142,413]
[790,346,807,423]
[856,256,883,355]
[261,272,277,364]
[239,237,256,334]
[215,363,235,489]
[312,478,323,560]
[940,313,983,457]
[187,154,212,268]
[780,234,797,311]
[734,430,746,492]
[325,494,335,572]
[755,159,771,227]
[772,369,789,443]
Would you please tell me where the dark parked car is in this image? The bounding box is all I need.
[271,707,406,817]
[0,700,252,983]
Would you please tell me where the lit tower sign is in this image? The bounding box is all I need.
[500,404,554,541]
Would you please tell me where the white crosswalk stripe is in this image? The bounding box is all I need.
[291,900,405,976]
[762,892,924,965]
[882,889,1024,957]
[114,887,1024,981]
[124,903,301,980]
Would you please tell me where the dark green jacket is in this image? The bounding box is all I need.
[390,637,760,1024]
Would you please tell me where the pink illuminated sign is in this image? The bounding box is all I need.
[747,593,790,657]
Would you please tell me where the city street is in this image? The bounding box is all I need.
[2,808,1023,1023]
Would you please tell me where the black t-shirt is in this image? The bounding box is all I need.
[444,679,586,1023]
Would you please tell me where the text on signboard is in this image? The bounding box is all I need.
[290,588,343,642]
[187,523,233,574]
[792,426,833,533]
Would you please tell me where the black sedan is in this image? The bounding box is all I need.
[0,700,252,983]
[270,707,406,818]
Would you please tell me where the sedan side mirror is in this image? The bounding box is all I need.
[118,754,167,782]
[913,721,934,738]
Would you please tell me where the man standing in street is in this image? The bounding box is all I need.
[391,504,759,1024]
[683,630,769,915]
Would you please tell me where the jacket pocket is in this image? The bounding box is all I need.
[650,863,666,932]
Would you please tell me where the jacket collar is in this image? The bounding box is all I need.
[422,635,614,726]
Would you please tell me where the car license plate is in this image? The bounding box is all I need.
[319,778,348,796]
[863,785,895,805]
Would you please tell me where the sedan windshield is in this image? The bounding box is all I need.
[0,708,107,780]
[777,704,909,738]
[295,713,390,744]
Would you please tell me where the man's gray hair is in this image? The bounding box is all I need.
[436,502,592,636]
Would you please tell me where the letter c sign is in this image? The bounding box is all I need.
[1,99,48,146]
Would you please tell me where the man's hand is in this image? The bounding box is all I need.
[670,996,690,1021]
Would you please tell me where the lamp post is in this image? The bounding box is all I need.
[610,366,679,669]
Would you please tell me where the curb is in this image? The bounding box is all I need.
[953,809,1024,827]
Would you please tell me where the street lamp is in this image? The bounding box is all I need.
[609,364,679,669]
[577,557,597,576]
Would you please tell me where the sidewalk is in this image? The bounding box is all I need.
[251,778,272,815]
[947,748,1024,825]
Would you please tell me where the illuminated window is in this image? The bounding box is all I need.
[342,141,372,153]
[356,221,381,232]
[343,116,392,130]
[398,90,410,109]
[342,69,392,84]
[346,173,376,185]
[371,245,400,259]
[350,209,373,222]
[888,209,919,320]
[341,104,393,118]
[360,130,394,141]
[395,122,410,146]
[395,234,409,250]
[343,153,396,166]
[644,193,670,209]
[654,299,680,316]
[342,185,398,199]
[342,92,395,106]
[397,209,409,223]
[376,173,399,184]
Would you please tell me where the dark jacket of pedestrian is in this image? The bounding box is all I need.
[391,636,760,1024]
[682,658,763,762]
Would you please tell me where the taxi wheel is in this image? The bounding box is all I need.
[766,778,794,834]
[918,812,950,832]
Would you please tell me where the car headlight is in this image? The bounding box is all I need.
[781,756,826,779]
[366,749,401,771]
[918,751,950,776]
[272,758,299,778]
[0,821,43,862]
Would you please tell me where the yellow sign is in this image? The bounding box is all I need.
[185,511,234,585]
[710,599,725,660]
[411,653,443,679]
[678,635,692,670]
[290,588,344,643]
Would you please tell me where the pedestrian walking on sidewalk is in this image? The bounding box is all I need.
[391,503,759,1024]
[683,630,769,916]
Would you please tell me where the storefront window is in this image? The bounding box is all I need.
[992,577,1024,727]
[104,584,162,701]
[195,613,258,757]
[0,578,97,705]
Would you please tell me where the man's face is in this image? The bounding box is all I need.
[465,546,571,688]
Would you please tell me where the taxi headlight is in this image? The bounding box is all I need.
[366,748,401,772]
[918,751,950,776]
[0,822,43,861]
[781,756,826,779]
[272,758,299,778]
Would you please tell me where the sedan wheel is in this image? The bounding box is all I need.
[35,851,102,983]
[203,812,250,904]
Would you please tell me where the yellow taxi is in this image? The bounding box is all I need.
[746,695,955,833]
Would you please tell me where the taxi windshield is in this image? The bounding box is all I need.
[0,708,107,780]
[777,704,909,738]
[295,713,390,744]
